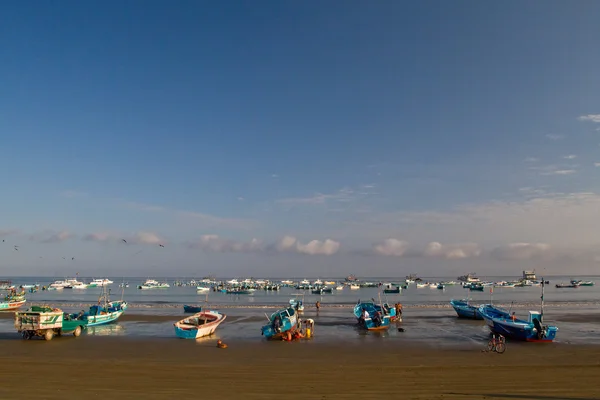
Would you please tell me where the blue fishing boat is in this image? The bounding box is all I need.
[82,287,127,327]
[478,279,558,342]
[353,300,395,331]
[183,305,202,313]
[261,307,298,340]
[450,299,483,320]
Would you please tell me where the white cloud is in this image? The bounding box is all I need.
[578,114,600,123]
[562,154,577,160]
[551,169,577,175]
[271,174,279,179]
[277,188,355,206]
[188,235,263,253]
[237,197,245,202]
[523,157,539,163]
[277,236,341,255]
[594,163,600,167]
[372,239,480,259]
[83,231,165,246]
[423,242,481,259]
[0,229,18,237]
[545,134,565,140]
[373,238,409,256]
[31,230,73,243]
[490,243,552,260]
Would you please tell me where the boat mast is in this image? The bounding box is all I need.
[540,276,545,322]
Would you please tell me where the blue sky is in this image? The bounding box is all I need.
[2,1,600,277]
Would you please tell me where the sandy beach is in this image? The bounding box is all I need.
[0,336,598,400]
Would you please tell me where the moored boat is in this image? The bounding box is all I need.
[450,299,483,320]
[183,305,202,313]
[555,283,579,288]
[174,311,226,339]
[570,280,594,287]
[261,307,299,340]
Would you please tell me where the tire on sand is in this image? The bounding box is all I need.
[44,329,54,341]
[495,341,506,354]
[73,326,82,337]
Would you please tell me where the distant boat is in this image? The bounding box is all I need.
[570,280,594,287]
[450,299,483,320]
[261,307,299,340]
[335,285,344,291]
[196,287,210,292]
[350,284,360,290]
[138,279,170,289]
[353,300,393,331]
[468,284,484,291]
[174,311,226,339]
[226,289,251,295]
[555,283,579,288]
[383,284,400,294]
[289,295,304,313]
[183,305,202,313]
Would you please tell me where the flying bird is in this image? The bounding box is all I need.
[14,246,18,251]
[159,244,164,248]
[72,257,75,260]
[122,239,127,244]
[62,257,66,260]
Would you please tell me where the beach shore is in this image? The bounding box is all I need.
[0,336,598,400]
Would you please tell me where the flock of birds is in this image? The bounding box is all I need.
[1,237,166,262]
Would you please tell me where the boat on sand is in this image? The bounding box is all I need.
[174,311,226,339]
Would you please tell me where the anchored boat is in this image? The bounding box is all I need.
[174,310,226,339]
[354,299,395,331]
[450,299,483,320]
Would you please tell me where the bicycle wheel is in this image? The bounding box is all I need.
[495,342,506,354]
[487,340,495,352]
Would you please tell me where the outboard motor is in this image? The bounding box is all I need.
[533,318,545,339]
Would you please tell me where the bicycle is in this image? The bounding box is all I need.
[487,333,506,353]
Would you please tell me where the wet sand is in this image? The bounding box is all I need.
[0,337,598,399]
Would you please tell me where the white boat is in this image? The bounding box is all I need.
[416,282,427,288]
[196,287,210,292]
[138,279,170,289]
[174,311,226,339]
[50,280,69,289]
[72,283,89,289]
[89,278,113,287]
[335,285,344,290]
[300,279,310,285]
[313,279,323,285]
[350,284,360,290]
[429,283,438,289]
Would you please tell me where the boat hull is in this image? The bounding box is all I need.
[450,300,483,320]
[261,307,298,340]
[479,305,558,342]
[183,305,203,313]
[174,311,226,339]
[86,301,127,326]
[354,302,393,330]
[0,300,26,311]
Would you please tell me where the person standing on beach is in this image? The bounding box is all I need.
[315,301,321,314]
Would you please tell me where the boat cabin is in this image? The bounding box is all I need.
[523,270,537,280]
[528,311,542,324]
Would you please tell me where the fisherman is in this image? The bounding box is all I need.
[273,315,282,332]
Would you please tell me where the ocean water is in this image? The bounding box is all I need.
[2,276,599,346]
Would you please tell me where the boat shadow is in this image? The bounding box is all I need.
[446,393,598,400]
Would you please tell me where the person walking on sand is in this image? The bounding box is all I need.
[315,301,321,314]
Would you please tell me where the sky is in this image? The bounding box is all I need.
[2,1,600,277]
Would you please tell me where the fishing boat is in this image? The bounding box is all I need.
[83,288,127,326]
[0,298,26,311]
[174,311,226,339]
[571,280,594,286]
[478,279,558,342]
[138,279,170,289]
[468,283,484,291]
[261,307,299,340]
[289,295,304,313]
[450,299,483,320]
[183,305,202,313]
[226,288,252,295]
[383,283,400,294]
[555,282,579,288]
[89,278,113,287]
[350,284,360,290]
[335,285,344,291]
[353,300,393,331]
[196,286,210,292]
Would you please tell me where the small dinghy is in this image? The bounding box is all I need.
[183,305,202,313]
[174,311,226,339]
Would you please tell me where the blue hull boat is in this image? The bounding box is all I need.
[450,299,483,320]
[261,307,299,340]
[478,305,558,342]
[183,305,202,313]
[353,301,394,330]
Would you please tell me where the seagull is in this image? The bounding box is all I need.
[159,244,164,248]
[122,239,127,244]
[72,257,75,260]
